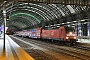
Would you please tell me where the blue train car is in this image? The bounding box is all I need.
[29,29,37,38]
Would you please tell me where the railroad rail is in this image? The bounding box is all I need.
[10,35,90,60]
[10,36,57,60]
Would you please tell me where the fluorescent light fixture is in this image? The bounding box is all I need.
[52,27,55,28]
[24,9,28,10]
[3,11,6,13]
[20,4,23,5]
[57,26,60,27]
[57,24,60,25]
[54,25,56,26]
[72,24,75,25]
[62,23,65,24]
[72,26,75,27]
[24,3,28,4]
[4,1,6,3]
[84,22,87,24]
[79,30,82,32]
[81,19,85,21]
[51,25,53,26]
[3,14,6,15]
[51,25,55,26]
[73,21,77,22]
[7,18,9,20]
[67,22,70,23]
[45,26,48,27]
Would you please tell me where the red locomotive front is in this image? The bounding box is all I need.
[64,27,77,45]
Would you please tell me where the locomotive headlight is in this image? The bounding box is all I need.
[66,37,69,39]
[74,37,76,39]
[69,32,72,35]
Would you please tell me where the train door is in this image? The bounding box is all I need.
[59,27,66,41]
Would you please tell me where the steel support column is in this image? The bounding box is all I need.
[3,4,6,49]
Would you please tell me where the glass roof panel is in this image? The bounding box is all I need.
[66,5,75,14]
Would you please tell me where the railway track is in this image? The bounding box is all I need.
[10,36,58,60]
[22,39,90,60]
[72,45,90,51]
[10,35,90,60]
[24,48,56,60]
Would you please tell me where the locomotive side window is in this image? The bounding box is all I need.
[60,29,62,33]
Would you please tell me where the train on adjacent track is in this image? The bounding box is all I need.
[15,26,78,46]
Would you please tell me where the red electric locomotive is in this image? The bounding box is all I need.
[41,26,77,46]
[15,26,77,46]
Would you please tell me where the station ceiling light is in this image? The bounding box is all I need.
[62,23,65,24]
[57,26,60,27]
[84,22,87,24]
[57,24,60,25]
[72,24,75,25]
[7,18,9,21]
[81,19,85,21]
[67,22,71,23]
[51,25,54,26]
[73,21,77,22]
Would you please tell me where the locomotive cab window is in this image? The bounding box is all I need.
[65,27,75,33]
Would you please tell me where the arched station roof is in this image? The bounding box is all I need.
[0,0,90,30]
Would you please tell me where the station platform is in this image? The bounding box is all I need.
[0,35,34,60]
[77,36,90,44]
